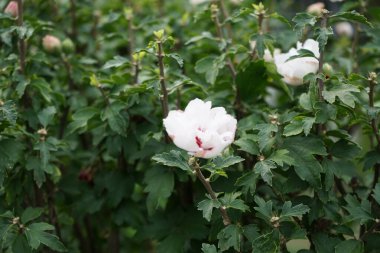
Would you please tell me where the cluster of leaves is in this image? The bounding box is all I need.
[0,0,380,252]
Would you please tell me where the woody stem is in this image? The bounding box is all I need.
[192,160,231,226]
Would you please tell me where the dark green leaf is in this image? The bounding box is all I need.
[152,150,191,172]
[217,224,242,251]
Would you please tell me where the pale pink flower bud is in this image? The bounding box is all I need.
[42,35,62,53]
[335,22,354,37]
[307,2,325,15]
[274,39,320,86]
[163,98,237,159]
[4,1,18,18]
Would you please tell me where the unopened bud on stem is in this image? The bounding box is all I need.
[42,35,62,53]
[368,72,378,84]
[4,1,18,18]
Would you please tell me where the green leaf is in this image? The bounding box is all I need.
[195,55,225,84]
[335,240,364,253]
[0,100,17,125]
[217,224,242,251]
[101,101,128,136]
[152,150,191,172]
[373,184,380,205]
[254,196,272,221]
[363,151,380,170]
[270,12,291,27]
[102,55,129,69]
[12,235,32,253]
[167,53,184,68]
[330,11,372,27]
[21,208,43,224]
[197,196,221,222]
[201,243,218,253]
[213,156,244,169]
[25,222,66,252]
[26,156,45,188]
[37,107,56,128]
[37,141,50,172]
[236,61,268,104]
[344,195,374,224]
[282,137,326,188]
[252,230,279,253]
[144,167,174,215]
[0,139,24,187]
[236,171,258,195]
[283,116,315,137]
[220,192,249,212]
[234,138,259,155]
[292,13,317,38]
[312,233,341,253]
[322,84,360,108]
[67,107,98,135]
[280,201,310,220]
[268,149,295,166]
[315,26,333,52]
[286,49,318,62]
[253,123,278,151]
[157,234,185,253]
[254,160,276,186]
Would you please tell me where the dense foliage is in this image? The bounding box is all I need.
[0,0,380,252]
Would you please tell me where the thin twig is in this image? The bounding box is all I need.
[351,23,359,73]
[156,41,169,118]
[191,159,231,226]
[69,0,77,43]
[16,0,25,75]
[317,11,329,135]
[368,73,380,189]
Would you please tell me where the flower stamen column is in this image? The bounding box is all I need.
[189,158,231,226]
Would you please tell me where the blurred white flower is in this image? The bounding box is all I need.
[163,98,237,158]
[274,39,320,86]
[335,22,354,37]
[190,0,208,5]
[307,2,325,15]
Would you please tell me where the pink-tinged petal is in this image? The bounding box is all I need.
[163,98,237,159]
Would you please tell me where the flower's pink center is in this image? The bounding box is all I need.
[195,136,202,148]
[195,136,213,152]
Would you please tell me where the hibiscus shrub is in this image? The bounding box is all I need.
[1,0,380,252]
